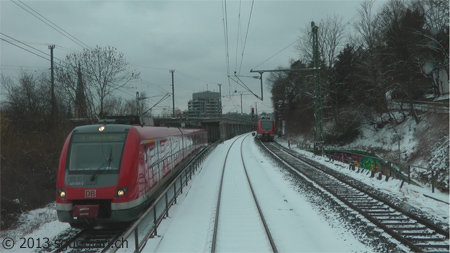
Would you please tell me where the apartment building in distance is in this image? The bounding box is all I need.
[187,91,221,118]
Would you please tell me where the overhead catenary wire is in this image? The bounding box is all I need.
[11,0,90,49]
[238,0,254,74]
[252,0,377,71]
[234,0,242,73]
[0,38,49,61]
[222,0,231,88]
[251,39,298,70]
[1,32,66,63]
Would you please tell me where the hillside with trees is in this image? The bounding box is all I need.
[269,0,448,142]
[268,0,448,189]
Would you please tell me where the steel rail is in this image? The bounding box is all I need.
[239,136,278,252]
[211,135,278,252]
[261,141,449,253]
[211,136,243,252]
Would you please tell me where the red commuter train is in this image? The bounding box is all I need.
[56,124,207,228]
[257,118,275,141]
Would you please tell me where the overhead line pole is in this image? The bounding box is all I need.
[49,44,57,122]
[170,70,175,117]
[311,22,323,153]
[250,21,323,153]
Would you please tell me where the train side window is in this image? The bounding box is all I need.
[150,147,156,168]
[144,145,147,163]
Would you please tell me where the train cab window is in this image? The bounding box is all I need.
[67,133,127,173]
[261,120,273,131]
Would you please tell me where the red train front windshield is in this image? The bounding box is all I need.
[261,120,273,131]
[67,133,127,173]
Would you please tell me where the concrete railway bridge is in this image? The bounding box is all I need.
[153,117,256,143]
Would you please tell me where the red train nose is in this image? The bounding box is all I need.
[73,205,99,219]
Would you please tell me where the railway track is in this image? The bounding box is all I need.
[54,227,127,252]
[262,141,449,253]
[211,134,277,252]
[50,144,216,253]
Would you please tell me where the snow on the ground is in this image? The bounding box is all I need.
[0,203,70,252]
[1,132,448,252]
[277,138,450,225]
[140,134,372,252]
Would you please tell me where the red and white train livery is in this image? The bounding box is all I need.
[257,118,275,141]
[56,124,207,228]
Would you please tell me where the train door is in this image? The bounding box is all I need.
[168,137,174,172]
[138,145,146,195]
[160,139,171,178]
[181,134,186,161]
[155,139,162,182]
[146,140,157,190]
[173,136,180,167]
[143,144,149,196]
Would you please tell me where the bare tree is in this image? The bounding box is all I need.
[82,46,139,117]
[412,0,449,96]
[352,0,392,119]
[56,46,140,118]
[296,14,347,69]
[1,71,50,120]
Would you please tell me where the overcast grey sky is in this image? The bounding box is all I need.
[1,0,387,116]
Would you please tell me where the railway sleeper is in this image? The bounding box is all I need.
[400,231,437,236]
[370,213,403,217]
[382,222,418,226]
[339,195,367,199]
[408,237,447,242]
[349,201,380,205]
[353,203,384,208]
[365,210,396,214]
[377,217,410,221]
[391,226,427,231]
[416,244,450,249]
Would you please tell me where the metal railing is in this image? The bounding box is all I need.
[108,143,217,253]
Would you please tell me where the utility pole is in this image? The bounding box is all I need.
[312,22,323,153]
[170,70,175,117]
[218,84,222,117]
[240,93,243,114]
[49,45,57,122]
[250,21,323,153]
[136,92,140,117]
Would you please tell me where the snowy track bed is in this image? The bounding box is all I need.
[211,135,276,252]
[2,135,383,252]
[263,141,449,252]
[141,134,371,252]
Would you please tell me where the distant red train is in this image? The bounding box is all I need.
[56,124,207,228]
[257,118,275,141]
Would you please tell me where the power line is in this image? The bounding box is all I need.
[16,0,90,48]
[0,38,49,61]
[11,0,89,49]
[222,0,231,87]
[251,39,298,70]
[345,0,377,27]
[1,33,66,63]
[1,32,49,57]
[234,0,242,73]
[238,0,254,74]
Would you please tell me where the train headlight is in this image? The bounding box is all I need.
[57,189,66,200]
[115,187,128,199]
[99,125,105,132]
